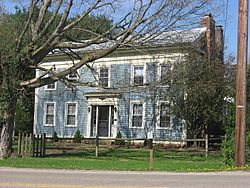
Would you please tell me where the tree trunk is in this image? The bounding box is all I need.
[0,97,17,159]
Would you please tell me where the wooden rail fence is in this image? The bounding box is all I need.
[17,133,46,157]
[17,133,32,156]
[33,133,46,157]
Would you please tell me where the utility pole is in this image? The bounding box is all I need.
[235,0,248,167]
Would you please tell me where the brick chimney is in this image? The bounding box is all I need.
[200,14,216,63]
[215,25,224,60]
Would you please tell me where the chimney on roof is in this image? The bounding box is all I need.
[200,14,216,63]
[215,25,224,60]
[200,13,215,28]
[200,14,223,62]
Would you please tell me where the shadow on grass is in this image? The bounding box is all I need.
[44,142,222,162]
[46,147,152,161]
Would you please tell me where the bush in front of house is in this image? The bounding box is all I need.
[114,131,125,145]
[73,129,82,143]
[52,131,59,142]
[246,132,250,151]
[246,132,250,159]
[143,139,149,147]
[221,127,235,166]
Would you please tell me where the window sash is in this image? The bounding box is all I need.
[159,103,170,128]
[133,66,144,85]
[132,116,143,127]
[133,104,143,115]
[44,70,57,90]
[67,115,76,125]
[68,71,78,80]
[46,115,54,125]
[160,64,171,80]
[45,104,54,125]
[68,104,76,115]
[132,103,143,127]
[66,103,77,126]
[46,82,55,89]
[99,68,109,87]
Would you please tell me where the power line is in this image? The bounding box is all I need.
[224,0,229,43]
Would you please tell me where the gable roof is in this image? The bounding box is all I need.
[50,27,206,54]
[139,27,206,46]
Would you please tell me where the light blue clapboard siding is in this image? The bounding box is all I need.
[35,61,183,139]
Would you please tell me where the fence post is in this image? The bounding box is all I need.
[42,133,46,157]
[17,133,21,156]
[148,139,153,170]
[24,133,28,156]
[21,133,25,156]
[205,134,208,157]
[36,134,39,157]
[95,135,99,158]
[32,134,35,157]
[29,133,32,155]
[39,134,43,157]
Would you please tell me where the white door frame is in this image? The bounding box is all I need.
[87,97,119,138]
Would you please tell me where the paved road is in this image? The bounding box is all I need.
[0,168,250,188]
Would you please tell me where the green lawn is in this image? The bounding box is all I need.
[1,147,247,172]
[2,142,249,172]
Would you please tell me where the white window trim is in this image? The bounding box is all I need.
[43,102,56,127]
[129,101,145,129]
[65,69,80,90]
[43,68,57,91]
[97,66,110,87]
[131,65,146,86]
[156,101,172,130]
[67,69,80,81]
[64,102,78,127]
[45,81,57,91]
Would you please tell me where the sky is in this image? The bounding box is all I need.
[224,0,239,57]
[0,0,246,58]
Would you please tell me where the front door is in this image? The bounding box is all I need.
[90,105,114,137]
[98,106,109,137]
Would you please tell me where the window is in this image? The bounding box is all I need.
[44,70,57,90]
[99,67,109,87]
[160,64,171,85]
[44,103,55,126]
[65,103,77,127]
[66,70,79,89]
[130,102,144,128]
[158,102,171,128]
[133,66,144,85]
[67,71,78,80]
[45,82,56,90]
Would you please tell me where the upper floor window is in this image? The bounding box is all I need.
[44,69,57,90]
[99,67,109,87]
[45,82,56,90]
[160,64,171,84]
[133,66,144,86]
[44,103,55,126]
[65,103,77,127]
[67,70,79,80]
[158,102,171,128]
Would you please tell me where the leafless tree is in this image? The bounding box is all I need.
[0,0,221,158]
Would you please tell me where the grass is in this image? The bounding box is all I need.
[0,148,234,171]
[1,143,249,172]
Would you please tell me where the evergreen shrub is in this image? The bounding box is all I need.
[114,131,125,145]
[52,131,59,142]
[73,129,82,143]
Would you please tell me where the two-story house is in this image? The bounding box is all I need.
[33,15,223,140]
